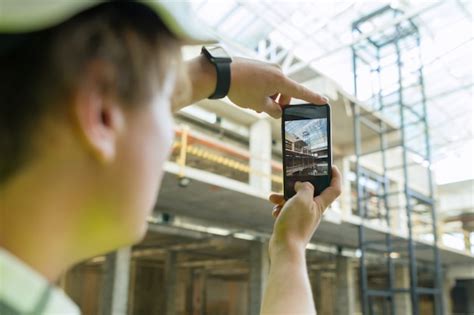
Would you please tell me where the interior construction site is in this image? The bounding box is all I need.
[56,1,473,314]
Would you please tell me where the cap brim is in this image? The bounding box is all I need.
[0,0,218,44]
[144,1,218,45]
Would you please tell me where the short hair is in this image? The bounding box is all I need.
[0,2,182,184]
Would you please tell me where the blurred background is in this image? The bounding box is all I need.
[59,1,473,314]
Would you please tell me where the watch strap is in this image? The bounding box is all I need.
[208,61,231,99]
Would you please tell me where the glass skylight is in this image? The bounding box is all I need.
[191,0,473,184]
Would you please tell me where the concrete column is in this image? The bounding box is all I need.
[341,158,352,217]
[192,269,207,315]
[318,272,335,315]
[442,275,455,315]
[127,258,137,314]
[164,251,178,315]
[394,264,412,315]
[312,270,323,314]
[100,247,131,315]
[335,256,355,315]
[185,268,194,314]
[248,241,270,315]
[249,118,272,194]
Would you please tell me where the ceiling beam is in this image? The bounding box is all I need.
[181,258,245,268]
[287,1,442,76]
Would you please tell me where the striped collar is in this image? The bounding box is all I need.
[0,248,80,314]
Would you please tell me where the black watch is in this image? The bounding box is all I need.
[201,45,232,99]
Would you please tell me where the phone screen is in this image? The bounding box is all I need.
[282,104,332,199]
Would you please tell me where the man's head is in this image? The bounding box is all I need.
[0,2,187,259]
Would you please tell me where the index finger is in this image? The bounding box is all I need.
[277,75,328,105]
[314,166,342,210]
[269,193,285,206]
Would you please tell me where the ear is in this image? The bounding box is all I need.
[72,65,125,164]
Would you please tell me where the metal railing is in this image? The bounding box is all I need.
[170,125,283,192]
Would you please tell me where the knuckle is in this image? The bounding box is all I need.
[302,181,314,191]
[272,69,285,83]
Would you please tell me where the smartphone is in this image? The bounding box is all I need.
[282,104,332,200]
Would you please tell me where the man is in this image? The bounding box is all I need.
[0,1,341,314]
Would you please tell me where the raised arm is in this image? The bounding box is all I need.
[173,55,328,116]
[261,166,342,315]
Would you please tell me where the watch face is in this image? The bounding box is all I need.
[208,46,231,61]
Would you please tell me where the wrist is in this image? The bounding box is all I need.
[269,238,306,264]
[189,55,216,103]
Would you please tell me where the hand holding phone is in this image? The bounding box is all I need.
[269,166,342,251]
[282,104,332,199]
[264,167,341,315]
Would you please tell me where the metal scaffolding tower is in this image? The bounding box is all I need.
[351,5,443,315]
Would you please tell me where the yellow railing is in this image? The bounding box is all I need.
[171,126,283,188]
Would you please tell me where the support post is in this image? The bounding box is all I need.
[164,251,178,315]
[442,274,455,315]
[312,270,323,313]
[249,118,272,194]
[100,247,131,315]
[319,272,336,315]
[335,255,355,315]
[192,269,207,315]
[248,241,270,315]
[185,268,194,314]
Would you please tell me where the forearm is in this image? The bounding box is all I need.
[172,55,216,112]
[260,245,316,315]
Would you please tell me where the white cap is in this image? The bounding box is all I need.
[0,0,217,44]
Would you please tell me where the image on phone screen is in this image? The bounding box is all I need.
[284,118,329,176]
[282,104,331,199]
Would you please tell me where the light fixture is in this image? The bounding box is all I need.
[306,243,319,250]
[389,252,400,259]
[233,232,256,241]
[178,177,191,187]
[206,227,231,236]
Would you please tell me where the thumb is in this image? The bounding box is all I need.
[294,181,314,202]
